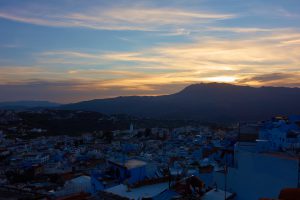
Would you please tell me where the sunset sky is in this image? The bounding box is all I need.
[0,0,300,103]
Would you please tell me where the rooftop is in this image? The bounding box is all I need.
[104,182,169,200]
[262,152,299,161]
[202,189,234,200]
[109,159,147,169]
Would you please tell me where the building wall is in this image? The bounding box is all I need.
[55,175,92,197]
[91,173,104,193]
[128,166,146,184]
[109,162,147,185]
[213,150,299,200]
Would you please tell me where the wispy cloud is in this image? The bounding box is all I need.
[0,44,21,48]
[204,27,279,33]
[0,66,69,83]
[238,72,300,87]
[39,29,300,68]
[249,5,300,19]
[32,29,300,93]
[0,4,235,32]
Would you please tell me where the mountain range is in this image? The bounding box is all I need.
[60,83,300,122]
[0,101,60,110]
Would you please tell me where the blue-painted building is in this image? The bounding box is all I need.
[259,115,300,151]
[108,159,147,185]
[91,159,147,194]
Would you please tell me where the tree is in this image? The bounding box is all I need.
[105,130,114,143]
[144,128,151,137]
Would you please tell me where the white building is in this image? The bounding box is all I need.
[259,116,300,151]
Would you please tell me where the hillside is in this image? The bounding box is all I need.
[60,83,300,122]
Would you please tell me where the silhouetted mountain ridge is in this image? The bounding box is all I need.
[60,83,300,122]
[0,100,60,110]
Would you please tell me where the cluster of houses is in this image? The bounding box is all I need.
[0,115,300,200]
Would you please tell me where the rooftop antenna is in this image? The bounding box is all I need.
[298,155,300,188]
[224,153,228,200]
[237,122,241,142]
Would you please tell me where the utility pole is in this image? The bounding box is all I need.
[224,154,228,200]
[297,153,300,188]
[237,122,241,142]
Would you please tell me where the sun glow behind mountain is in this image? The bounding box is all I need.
[204,76,237,83]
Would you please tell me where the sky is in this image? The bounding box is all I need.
[0,0,300,103]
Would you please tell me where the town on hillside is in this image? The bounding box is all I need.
[0,110,299,200]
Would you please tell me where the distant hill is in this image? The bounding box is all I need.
[0,100,60,110]
[60,83,300,122]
